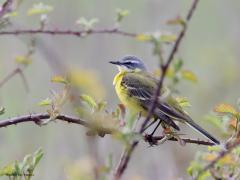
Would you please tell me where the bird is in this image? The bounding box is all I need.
[109,55,220,145]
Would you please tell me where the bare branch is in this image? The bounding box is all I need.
[0,28,137,38]
[0,113,88,128]
[0,67,29,91]
[0,0,13,19]
[114,1,200,179]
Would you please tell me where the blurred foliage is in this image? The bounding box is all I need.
[188,100,240,179]
[27,2,53,16]
[0,0,239,179]
[76,17,99,31]
[0,148,43,180]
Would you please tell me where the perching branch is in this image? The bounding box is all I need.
[0,113,214,147]
[144,134,215,146]
[114,0,200,179]
[0,28,137,38]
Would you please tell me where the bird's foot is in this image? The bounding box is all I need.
[144,134,158,146]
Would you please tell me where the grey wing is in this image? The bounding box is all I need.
[121,73,180,130]
[157,102,191,121]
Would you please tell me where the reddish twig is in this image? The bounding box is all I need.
[0,28,137,37]
[0,67,29,91]
[0,0,13,19]
[114,1,200,179]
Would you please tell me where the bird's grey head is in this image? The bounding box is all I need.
[109,55,147,71]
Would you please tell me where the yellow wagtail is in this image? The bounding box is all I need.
[109,55,220,145]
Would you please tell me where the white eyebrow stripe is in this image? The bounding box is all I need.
[124,60,140,64]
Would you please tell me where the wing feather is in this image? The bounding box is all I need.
[121,72,180,130]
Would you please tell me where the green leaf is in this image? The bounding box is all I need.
[135,33,152,42]
[116,9,129,22]
[27,3,53,16]
[15,55,32,65]
[187,161,202,176]
[51,75,68,84]
[0,107,5,115]
[181,70,198,83]
[160,34,177,43]
[0,162,16,176]
[3,11,18,18]
[166,16,185,26]
[96,101,107,112]
[80,94,97,110]
[214,103,237,115]
[207,145,221,152]
[32,148,44,169]
[126,113,137,129]
[237,98,240,111]
[175,97,191,108]
[38,98,52,106]
[76,17,99,30]
[174,59,183,72]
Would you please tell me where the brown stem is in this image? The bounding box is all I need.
[0,67,28,91]
[144,134,215,146]
[0,113,216,148]
[0,28,137,37]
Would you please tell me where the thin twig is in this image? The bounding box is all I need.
[0,113,88,127]
[113,0,200,179]
[0,0,13,19]
[196,139,240,179]
[0,67,29,91]
[144,134,215,146]
[0,28,137,37]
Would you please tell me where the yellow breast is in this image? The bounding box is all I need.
[113,71,147,116]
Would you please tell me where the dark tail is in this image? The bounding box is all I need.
[185,119,220,145]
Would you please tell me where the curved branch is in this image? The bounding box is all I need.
[0,28,137,38]
[0,113,89,128]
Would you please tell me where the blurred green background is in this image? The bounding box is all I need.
[0,0,239,179]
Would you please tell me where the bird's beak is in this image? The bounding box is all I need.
[109,61,121,65]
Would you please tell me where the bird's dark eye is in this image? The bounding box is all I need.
[123,61,132,65]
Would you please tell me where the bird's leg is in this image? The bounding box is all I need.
[142,117,158,132]
[146,119,163,146]
[150,119,162,136]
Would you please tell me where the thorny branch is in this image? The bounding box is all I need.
[114,0,200,179]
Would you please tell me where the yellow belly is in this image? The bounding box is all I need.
[114,72,147,116]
